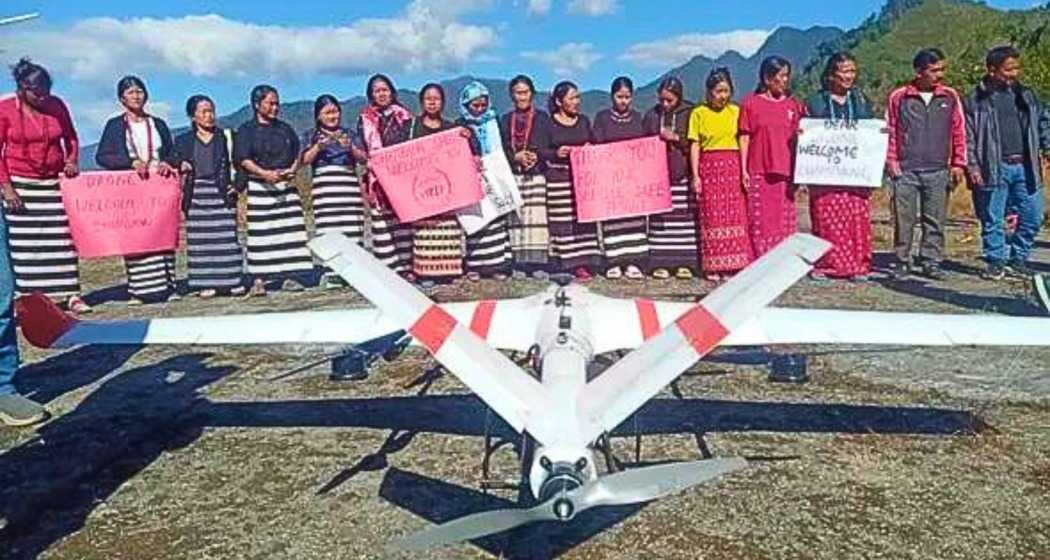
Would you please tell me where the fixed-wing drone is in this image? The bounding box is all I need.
[16,233,1050,551]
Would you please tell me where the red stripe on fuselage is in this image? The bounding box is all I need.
[469,301,496,339]
[635,299,660,341]
[674,305,730,355]
[409,305,458,354]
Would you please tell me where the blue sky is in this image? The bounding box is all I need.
[0,0,1040,139]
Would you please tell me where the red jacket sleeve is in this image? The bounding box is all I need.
[947,87,968,169]
[0,109,10,185]
[884,87,902,168]
[56,97,79,166]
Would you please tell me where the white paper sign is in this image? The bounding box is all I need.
[456,148,523,234]
[794,118,889,188]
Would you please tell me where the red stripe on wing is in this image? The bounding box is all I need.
[469,300,497,339]
[674,305,730,355]
[409,305,458,354]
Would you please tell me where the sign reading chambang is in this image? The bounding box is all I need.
[794,118,889,188]
[369,128,485,222]
[61,170,182,258]
[570,136,671,223]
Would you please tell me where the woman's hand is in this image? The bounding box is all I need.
[132,159,149,179]
[557,145,572,159]
[741,171,752,192]
[157,161,176,178]
[459,127,473,139]
[63,161,80,178]
[1,183,24,213]
[692,175,703,195]
[659,128,678,142]
[180,161,193,175]
[513,151,530,166]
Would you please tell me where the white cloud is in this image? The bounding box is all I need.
[621,29,772,68]
[0,1,498,85]
[526,0,553,16]
[566,0,620,16]
[522,42,603,78]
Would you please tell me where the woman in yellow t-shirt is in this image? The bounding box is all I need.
[687,67,754,280]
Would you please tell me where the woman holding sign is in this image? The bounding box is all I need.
[738,56,806,258]
[457,81,513,281]
[644,77,698,280]
[0,59,89,313]
[234,84,313,296]
[95,75,179,305]
[356,74,415,278]
[545,81,602,281]
[404,84,465,285]
[592,76,649,280]
[804,53,875,280]
[688,67,753,280]
[174,95,246,298]
[300,94,368,290]
[500,75,553,279]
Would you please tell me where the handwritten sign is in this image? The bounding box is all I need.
[60,171,182,258]
[457,149,523,234]
[570,136,672,223]
[795,118,889,188]
[369,128,485,222]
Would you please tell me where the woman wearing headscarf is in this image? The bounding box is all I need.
[644,77,698,280]
[457,81,512,281]
[545,81,601,281]
[300,94,367,290]
[173,95,245,298]
[500,75,553,280]
[356,74,415,277]
[233,84,313,295]
[738,56,806,258]
[804,52,874,280]
[405,83,465,286]
[0,58,89,313]
[95,75,179,305]
[688,67,753,280]
[591,76,649,280]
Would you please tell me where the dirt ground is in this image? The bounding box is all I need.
[1,199,1050,560]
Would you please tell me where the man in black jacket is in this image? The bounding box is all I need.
[964,46,1050,280]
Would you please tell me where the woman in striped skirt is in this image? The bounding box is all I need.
[456,81,512,281]
[499,75,552,280]
[95,76,179,305]
[356,74,415,278]
[643,77,699,280]
[545,81,602,281]
[300,94,367,290]
[591,76,649,280]
[233,84,314,295]
[0,59,89,313]
[173,95,246,298]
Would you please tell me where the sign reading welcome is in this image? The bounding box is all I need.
[795,118,889,188]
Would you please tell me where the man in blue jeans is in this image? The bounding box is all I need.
[0,187,48,426]
[964,45,1050,280]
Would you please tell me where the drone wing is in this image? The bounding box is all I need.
[310,234,556,444]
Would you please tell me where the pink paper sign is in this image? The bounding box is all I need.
[570,135,672,223]
[369,128,485,222]
[60,170,182,258]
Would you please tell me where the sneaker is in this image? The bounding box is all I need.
[1006,261,1035,279]
[888,262,911,280]
[1033,274,1050,314]
[919,263,948,281]
[982,264,1007,281]
[66,295,92,315]
[574,267,593,282]
[532,270,550,281]
[321,273,344,290]
[281,279,305,292]
[605,266,623,280]
[0,393,48,427]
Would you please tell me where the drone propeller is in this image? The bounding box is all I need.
[390,457,746,551]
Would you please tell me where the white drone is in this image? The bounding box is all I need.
[17,233,1050,551]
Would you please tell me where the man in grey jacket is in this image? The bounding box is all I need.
[964,46,1050,280]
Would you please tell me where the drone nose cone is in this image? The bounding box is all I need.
[553,498,575,521]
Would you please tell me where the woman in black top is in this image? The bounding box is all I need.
[545,80,601,281]
[173,95,245,298]
[592,76,649,280]
[233,84,313,295]
[643,77,698,279]
[300,94,367,290]
[499,75,553,278]
[95,75,179,305]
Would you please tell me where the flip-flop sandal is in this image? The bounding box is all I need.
[605,266,623,280]
[625,265,644,280]
[675,268,694,280]
[651,268,671,280]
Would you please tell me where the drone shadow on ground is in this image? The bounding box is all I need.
[0,348,985,560]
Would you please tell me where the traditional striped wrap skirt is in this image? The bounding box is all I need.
[601,215,649,268]
[369,199,413,275]
[245,179,313,280]
[507,173,549,265]
[311,164,365,244]
[186,179,244,291]
[466,216,512,275]
[6,176,79,300]
[125,251,177,301]
[648,178,699,270]
[412,217,464,278]
[545,163,602,271]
